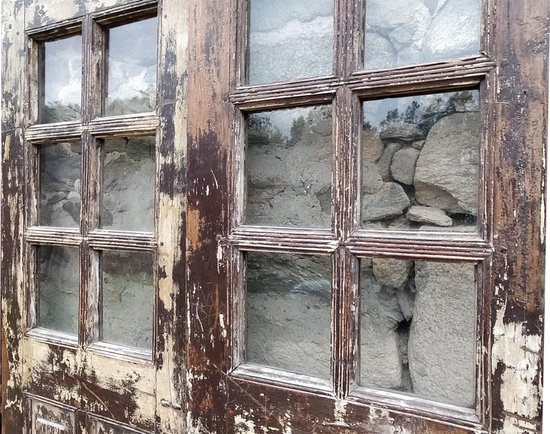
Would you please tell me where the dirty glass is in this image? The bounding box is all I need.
[39,142,81,227]
[100,250,154,350]
[361,90,480,230]
[106,17,157,115]
[40,35,82,123]
[101,136,155,231]
[248,0,333,84]
[246,106,332,228]
[246,252,331,378]
[363,0,481,69]
[37,246,80,335]
[359,258,476,408]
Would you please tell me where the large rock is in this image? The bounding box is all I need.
[422,0,481,60]
[406,205,453,227]
[360,266,404,389]
[247,253,332,379]
[362,182,410,222]
[363,32,397,70]
[408,261,476,407]
[362,129,385,163]
[414,112,479,215]
[376,142,402,181]
[372,258,412,288]
[380,121,425,141]
[390,147,420,185]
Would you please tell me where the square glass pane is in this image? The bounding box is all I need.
[100,250,154,350]
[364,0,481,70]
[101,136,155,231]
[361,90,480,230]
[106,17,157,115]
[40,35,82,123]
[246,252,331,379]
[248,0,333,84]
[37,246,79,335]
[39,142,81,227]
[359,258,476,408]
[246,106,332,228]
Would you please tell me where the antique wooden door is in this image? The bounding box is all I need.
[2,0,548,433]
[183,0,549,433]
[1,0,188,432]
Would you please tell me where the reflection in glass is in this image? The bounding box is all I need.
[101,136,155,231]
[361,90,480,230]
[37,246,79,335]
[41,35,82,123]
[39,142,81,227]
[248,0,333,84]
[106,17,157,115]
[100,250,154,350]
[364,0,481,69]
[246,252,332,378]
[359,258,476,408]
[246,106,332,228]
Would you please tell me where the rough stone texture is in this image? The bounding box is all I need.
[364,0,481,68]
[372,258,412,288]
[422,0,480,60]
[362,129,385,163]
[249,1,333,84]
[102,137,156,231]
[390,147,420,185]
[246,253,331,378]
[376,142,402,181]
[363,31,397,70]
[408,261,476,407]
[406,205,453,227]
[360,265,404,389]
[380,121,425,142]
[362,181,410,222]
[40,142,81,227]
[414,112,480,215]
[247,106,332,227]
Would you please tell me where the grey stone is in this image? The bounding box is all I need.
[376,142,402,181]
[422,0,481,60]
[360,267,404,389]
[362,182,410,222]
[380,121,425,141]
[406,205,453,227]
[414,112,480,215]
[363,32,397,70]
[372,258,412,288]
[408,261,476,407]
[363,129,385,163]
[395,287,415,321]
[362,162,384,194]
[390,147,420,185]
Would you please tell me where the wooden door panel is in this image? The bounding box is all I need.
[28,396,76,434]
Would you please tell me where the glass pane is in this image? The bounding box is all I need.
[37,246,79,335]
[364,0,481,69]
[101,250,154,350]
[40,35,82,123]
[246,106,332,227]
[359,258,476,407]
[248,0,333,84]
[39,142,81,227]
[106,17,157,115]
[101,136,155,231]
[246,252,331,378]
[361,90,479,230]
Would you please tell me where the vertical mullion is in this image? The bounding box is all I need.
[332,246,359,398]
[80,15,96,346]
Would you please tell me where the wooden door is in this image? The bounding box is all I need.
[184,1,549,433]
[1,0,187,432]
